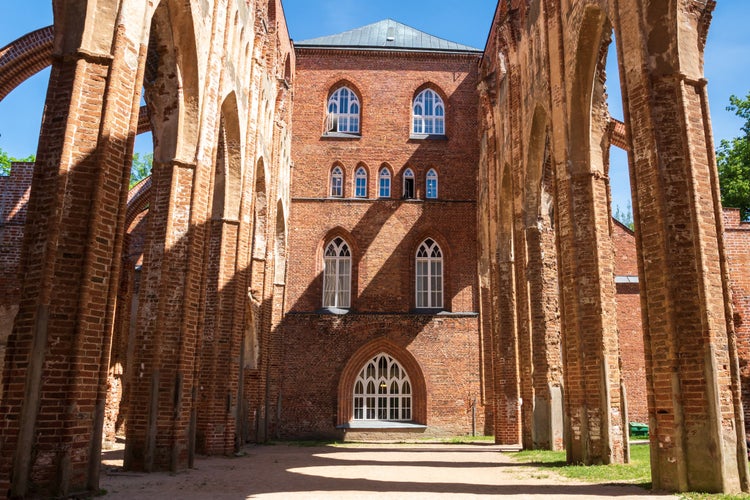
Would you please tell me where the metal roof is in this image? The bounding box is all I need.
[294,19,482,54]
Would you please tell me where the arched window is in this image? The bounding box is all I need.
[379,168,391,198]
[403,168,415,199]
[330,166,344,197]
[416,239,443,309]
[412,89,445,135]
[426,169,438,199]
[327,87,360,134]
[323,237,351,308]
[353,353,412,421]
[354,167,367,198]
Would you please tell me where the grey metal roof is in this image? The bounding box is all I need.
[295,19,482,54]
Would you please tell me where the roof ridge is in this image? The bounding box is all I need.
[294,18,482,53]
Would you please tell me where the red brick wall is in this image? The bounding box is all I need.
[0,162,34,308]
[723,208,750,431]
[611,219,648,424]
[283,48,486,438]
[280,313,484,438]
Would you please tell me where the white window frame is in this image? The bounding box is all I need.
[353,353,412,421]
[415,238,443,309]
[323,237,351,308]
[403,168,415,199]
[412,89,445,136]
[354,167,367,198]
[330,166,344,198]
[327,87,360,134]
[379,168,391,198]
[426,169,438,199]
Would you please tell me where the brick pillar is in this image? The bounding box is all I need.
[494,259,521,445]
[0,35,142,497]
[124,159,208,472]
[197,218,243,455]
[556,169,625,465]
[526,223,564,450]
[513,222,534,449]
[613,0,749,491]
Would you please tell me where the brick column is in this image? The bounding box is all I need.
[493,259,522,444]
[627,74,748,493]
[124,159,208,472]
[556,169,625,465]
[197,218,243,455]
[526,223,564,450]
[613,0,749,491]
[0,35,142,496]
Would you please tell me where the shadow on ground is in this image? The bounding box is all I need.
[100,443,668,499]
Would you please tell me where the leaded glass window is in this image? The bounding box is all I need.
[327,87,360,134]
[353,353,412,421]
[355,167,367,198]
[379,168,391,198]
[426,169,438,199]
[323,237,351,308]
[416,238,443,309]
[412,89,445,135]
[330,166,343,197]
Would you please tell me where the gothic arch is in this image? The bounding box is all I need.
[337,338,427,427]
[274,200,287,284]
[252,158,268,260]
[212,92,243,221]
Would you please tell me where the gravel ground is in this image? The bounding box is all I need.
[100,442,674,499]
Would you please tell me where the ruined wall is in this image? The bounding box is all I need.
[0,162,33,402]
[612,220,647,424]
[0,0,293,495]
[721,209,750,435]
[480,0,748,492]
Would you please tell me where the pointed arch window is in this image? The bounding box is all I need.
[416,239,443,309]
[330,166,344,197]
[323,237,351,308]
[379,168,391,198]
[403,168,415,199]
[412,89,445,136]
[353,354,412,421]
[354,167,368,198]
[327,87,360,134]
[426,169,438,199]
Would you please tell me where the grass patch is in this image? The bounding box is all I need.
[680,495,750,500]
[441,435,496,444]
[508,443,651,487]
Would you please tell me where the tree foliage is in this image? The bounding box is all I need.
[717,92,750,219]
[130,152,153,188]
[0,147,35,176]
[613,202,634,230]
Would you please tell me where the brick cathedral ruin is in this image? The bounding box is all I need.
[1,0,749,496]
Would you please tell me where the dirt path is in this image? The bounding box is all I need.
[101,443,673,499]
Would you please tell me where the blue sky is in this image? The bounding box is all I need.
[1,1,748,214]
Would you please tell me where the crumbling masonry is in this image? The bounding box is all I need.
[0,0,748,497]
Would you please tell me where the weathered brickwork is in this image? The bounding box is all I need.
[1,0,749,496]
[612,220,647,425]
[0,0,293,496]
[283,44,488,439]
[480,0,748,492]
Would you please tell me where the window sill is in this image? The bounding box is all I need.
[316,307,350,315]
[321,132,361,140]
[337,421,426,430]
[409,134,448,141]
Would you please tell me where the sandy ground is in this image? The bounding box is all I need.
[100,442,674,499]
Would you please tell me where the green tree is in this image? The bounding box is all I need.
[0,147,35,176]
[717,92,750,219]
[130,152,153,188]
[613,202,634,230]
